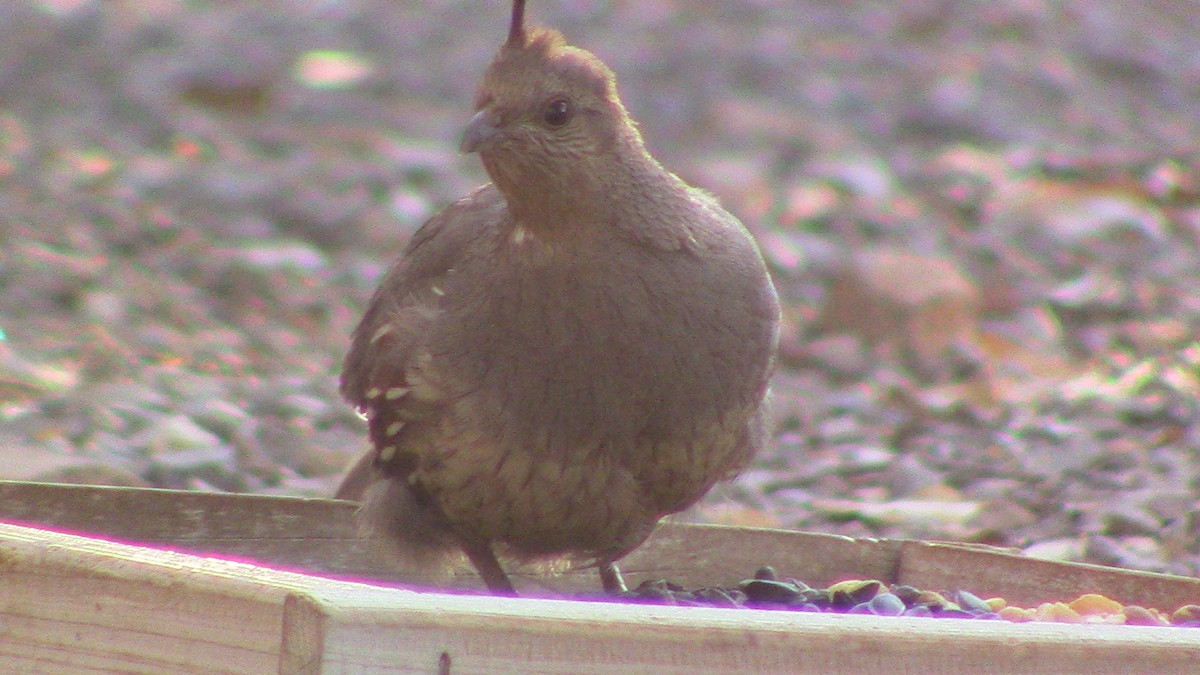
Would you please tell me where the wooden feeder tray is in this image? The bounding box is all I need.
[1,480,1198,673]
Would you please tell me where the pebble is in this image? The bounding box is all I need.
[1022,538,1085,562]
[135,415,234,470]
[815,415,863,443]
[806,154,896,202]
[860,592,906,616]
[803,333,871,378]
[1044,194,1167,246]
[838,445,895,473]
[184,399,251,440]
[952,590,993,614]
[225,241,330,274]
[740,578,805,605]
[884,454,945,498]
[620,571,1195,628]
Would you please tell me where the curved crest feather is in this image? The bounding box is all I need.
[507,0,527,46]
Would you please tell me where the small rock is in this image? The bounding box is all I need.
[966,498,1039,540]
[1122,605,1169,627]
[814,415,862,443]
[136,414,234,470]
[225,240,329,274]
[185,398,250,439]
[1047,271,1133,315]
[862,592,906,616]
[739,578,803,605]
[806,154,895,202]
[839,445,893,474]
[1044,194,1166,245]
[274,392,330,419]
[1023,537,1084,562]
[883,454,944,498]
[80,289,128,323]
[803,333,871,378]
[952,590,993,614]
[35,464,148,487]
[818,247,980,376]
[1100,504,1163,538]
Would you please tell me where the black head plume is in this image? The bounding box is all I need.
[507,0,527,46]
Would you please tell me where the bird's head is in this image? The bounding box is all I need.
[461,0,649,217]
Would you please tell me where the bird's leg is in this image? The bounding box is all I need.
[598,561,627,594]
[462,540,517,595]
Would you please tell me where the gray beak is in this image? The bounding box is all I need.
[460,109,500,154]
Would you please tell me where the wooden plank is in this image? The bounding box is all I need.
[3,480,1200,612]
[3,522,1200,673]
[615,519,906,588]
[898,540,1200,609]
[0,523,299,674]
[0,480,377,577]
[283,582,1200,674]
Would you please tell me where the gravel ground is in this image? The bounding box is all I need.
[1,1,1199,577]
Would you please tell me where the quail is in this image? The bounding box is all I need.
[337,0,780,595]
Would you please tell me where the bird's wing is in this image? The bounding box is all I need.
[339,183,506,477]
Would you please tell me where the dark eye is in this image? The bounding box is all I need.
[543,98,571,127]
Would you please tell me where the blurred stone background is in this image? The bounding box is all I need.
[1,0,1199,576]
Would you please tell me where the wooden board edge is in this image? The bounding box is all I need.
[897,539,1200,610]
[4,482,1200,614]
[3,522,1200,674]
[288,582,1200,674]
